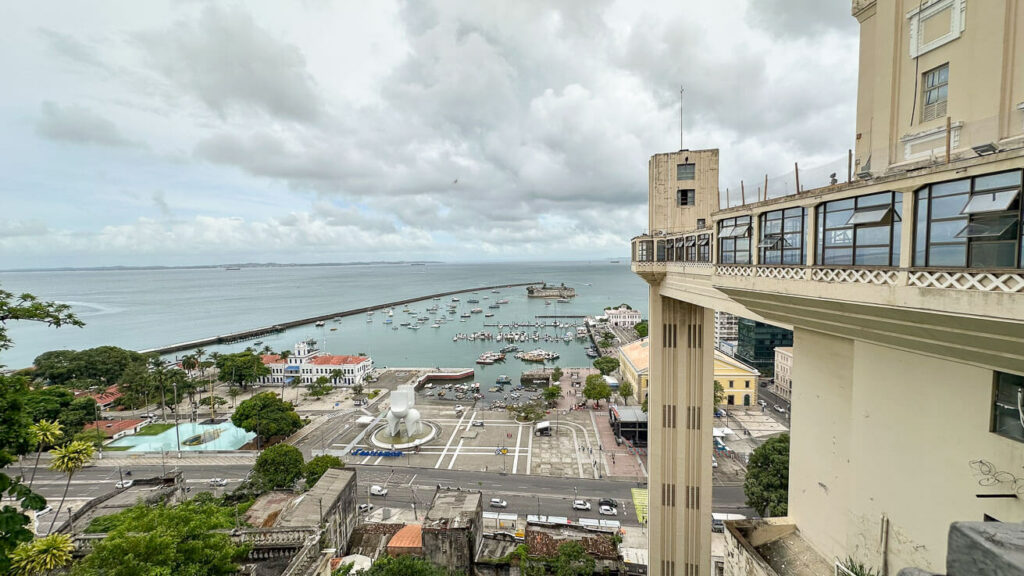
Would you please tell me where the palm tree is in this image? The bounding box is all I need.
[47,440,95,533]
[181,354,198,374]
[148,356,168,420]
[195,347,207,374]
[9,533,73,576]
[27,420,63,489]
[227,386,241,408]
[290,375,304,403]
[329,369,344,387]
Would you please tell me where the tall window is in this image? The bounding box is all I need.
[993,371,1024,443]
[684,236,697,262]
[698,234,711,262]
[759,208,805,265]
[718,217,752,264]
[914,170,1022,268]
[677,163,695,180]
[816,192,902,266]
[677,189,695,206]
[922,64,949,122]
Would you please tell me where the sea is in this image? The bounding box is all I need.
[0,261,648,377]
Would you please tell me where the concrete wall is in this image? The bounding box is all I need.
[649,149,719,234]
[790,332,1024,573]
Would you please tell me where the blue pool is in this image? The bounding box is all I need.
[108,421,256,452]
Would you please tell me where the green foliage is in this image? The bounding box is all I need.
[199,395,227,407]
[74,428,107,449]
[634,320,648,338]
[303,455,344,489]
[32,346,146,387]
[332,562,355,576]
[135,423,175,436]
[20,388,98,435]
[542,385,562,405]
[507,403,545,423]
[618,380,634,405]
[73,498,248,576]
[744,434,790,517]
[362,555,461,576]
[603,303,632,310]
[351,383,364,396]
[214,352,270,389]
[9,533,73,576]
[641,396,648,413]
[593,357,620,376]
[714,381,725,406]
[842,557,880,576]
[231,392,302,441]
[367,389,379,399]
[553,540,595,576]
[0,289,83,354]
[253,444,304,490]
[308,377,333,399]
[551,366,563,383]
[583,374,611,406]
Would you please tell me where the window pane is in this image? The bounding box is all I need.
[970,241,1017,268]
[825,228,854,246]
[932,179,970,197]
[733,225,751,237]
[893,219,902,265]
[847,206,892,225]
[856,192,892,207]
[823,247,853,265]
[782,250,803,265]
[856,224,891,246]
[928,243,966,266]
[763,250,781,264]
[735,251,750,264]
[963,190,1019,214]
[915,199,929,266]
[762,219,783,235]
[974,171,1022,191]
[993,372,1024,442]
[784,207,803,218]
[825,209,854,228]
[854,245,891,266]
[677,163,695,180]
[930,194,968,218]
[931,218,969,243]
[955,215,1019,239]
[721,252,734,264]
[718,226,736,238]
[722,238,734,251]
[784,233,802,249]
[784,217,803,233]
[735,237,750,251]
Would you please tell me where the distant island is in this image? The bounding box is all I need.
[0,261,443,273]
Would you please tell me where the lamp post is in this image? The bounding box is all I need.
[172,381,181,458]
[94,404,103,460]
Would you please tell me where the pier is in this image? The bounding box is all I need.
[140,281,541,356]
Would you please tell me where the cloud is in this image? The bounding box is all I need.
[35,101,136,147]
[134,5,325,122]
[37,27,109,71]
[746,0,855,39]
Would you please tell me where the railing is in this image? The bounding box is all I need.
[908,270,1024,293]
[280,533,324,576]
[812,267,899,286]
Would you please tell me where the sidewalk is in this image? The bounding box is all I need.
[87,452,258,467]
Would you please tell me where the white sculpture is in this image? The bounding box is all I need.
[385,384,422,437]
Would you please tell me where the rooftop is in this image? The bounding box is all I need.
[276,468,355,527]
[726,518,833,576]
[387,524,423,550]
[525,524,619,560]
[424,489,481,530]
[83,419,146,437]
[618,337,650,374]
[610,405,648,424]
[310,355,369,366]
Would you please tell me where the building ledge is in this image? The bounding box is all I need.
[725,518,833,576]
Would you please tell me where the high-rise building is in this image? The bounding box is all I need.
[631,2,1024,574]
[713,311,738,349]
[773,346,793,401]
[734,318,793,375]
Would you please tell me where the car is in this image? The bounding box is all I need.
[758,400,767,407]
[358,503,374,514]
[455,404,465,412]
[712,456,718,468]
[209,478,228,487]
[115,480,133,489]
[714,409,726,418]
[370,485,388,496]
[598,498,617,509]
[489,498,508,508]
[572,500,591,511]
[774,405,787,414]
[142,412,157,419]
[471,420,485,427]
[36,506,53,517]
[598,505,618,516]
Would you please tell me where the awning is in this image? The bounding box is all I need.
[955,214,1019,238]
[846,205,900,226]
[962,189,1019,215]
[697,235,710,245]
[285,365,300,372]
[684,236,697,247]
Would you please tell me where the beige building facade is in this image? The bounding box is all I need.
[772,347,792,401]
[633,2,1024,574]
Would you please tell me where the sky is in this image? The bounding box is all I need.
[0,0,859,269]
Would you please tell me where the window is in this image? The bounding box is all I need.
[697,234,711,262]
[992,372,1024,443]
[684,236,697,262]
[745,381,750,388]
[718,216,752,264]
[759,208,805,265]
[816,192,902,266]
[697,218,706,229]
[922,64,949,122]
[677,163,695,180]
[914,170,1023,268]
[729,380,734,388]
[677,189,695,206]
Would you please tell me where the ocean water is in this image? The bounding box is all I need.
[0,262,647,373]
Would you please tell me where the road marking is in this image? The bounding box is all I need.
[525,424,534,475]
[446,439,464,470]
[511,424,523,474]
[434,411,468,469]
[407,474,417,486]
[463,411,477,432]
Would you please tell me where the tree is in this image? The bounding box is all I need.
[231,393,303,442]
[199,395,227,408]
[27,420,63,489]
[72,499,246,576]
[542,385,562,406]
[351,383,364,397]
[362,555,455,576]
[303,454,344,489]
[74,428,107,450]
[32,346,146,387]
[308,377,333,399]
[553,540,595,576]
[551,366,563,383]
[214,352,270,390]
[253,444,304,490]
[618,380,634,405]
[634,320,648,338]
[641,395,648,413]
[227,386,241,408]
[583,374,611,407]
[744,433,790,517]
[9,533,73,576]
[593,357,620,376]
[48,440,94,532]
[714,380,725,406]
[0,289,83,354]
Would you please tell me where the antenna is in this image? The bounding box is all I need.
[679,86,685,150]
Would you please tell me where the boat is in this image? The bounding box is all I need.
[556,298,571,303]
[225,266,241,270]
[496,299,509,304]
[451,297,460,302]
[496,375,512,384]
[384,318,392,324]
[431,324,441,328]
[485,313,494,318]
[499,344,519,353]
[492,289,500,293]
[461,313,472,318]
[438,390,446,397]
[315,321,325,327]
[468,299,480,303]
[514,349,560,362]
[367,310,374,316]
[610,260,621,264]
[330,327,338,331]
[545,301,551,306]
[489,386,501,392]
[488,304,500,309]
[471,308,483,314]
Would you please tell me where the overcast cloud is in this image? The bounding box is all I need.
[0,1,858,269]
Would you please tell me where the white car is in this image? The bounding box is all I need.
[489,498,508,508]
[712,456,718,468]
[370,485,388,496]
[455,404,465,413]
[598,505,618,516]
[358,504,374,514]
[758,400,767,407]
[572,500,591,511]
[36,506,53,517]
[774,405,787,414]
[209,478,228,487]
[115,480,134,489]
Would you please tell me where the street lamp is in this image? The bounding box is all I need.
[94,404,103,460]
[172,381,181,458]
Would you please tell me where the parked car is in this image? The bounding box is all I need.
[489,498,508,508]
[714,409,726,418]
[773,405,787,414]
[142,412,157,419]
[358,504,374,514]
[115,480,133,489]
[572,500,591,511]
[209,478,228,487]
[370,485,388,496]
[455,404,465,413]
[598,498,617,509]
[36,506,53,517]
[471,420,485,427]
[598,505,618,516]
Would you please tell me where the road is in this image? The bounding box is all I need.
[23,463,754,525]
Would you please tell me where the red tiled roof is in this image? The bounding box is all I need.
[388,524,422,550]
[261,354,283,364]
[310,355,368,366]
[83,419,147,438]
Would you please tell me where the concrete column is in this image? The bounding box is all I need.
[750,216,760,265]
[648,290,714,576]
[805,206,817,266]
[899,190,915,269]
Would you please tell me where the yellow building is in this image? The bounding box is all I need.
[714,352,758,407]
[618,338,650,403]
